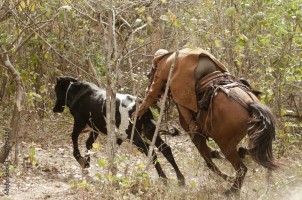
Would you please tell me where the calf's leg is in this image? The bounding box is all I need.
[84,131,99,167]
[132,132,168,181]
[71,121,89,168]
[144,123,185,185]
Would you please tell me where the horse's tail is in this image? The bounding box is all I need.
[248,102,278,170]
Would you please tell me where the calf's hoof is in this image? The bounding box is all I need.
[78,157,90,168]
[223,187,240,197]
[178,179,186,186]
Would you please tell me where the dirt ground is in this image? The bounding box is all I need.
[0,117,301,200]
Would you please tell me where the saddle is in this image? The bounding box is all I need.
[196,71,257,112]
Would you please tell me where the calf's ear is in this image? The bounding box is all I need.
[70,77,78,82]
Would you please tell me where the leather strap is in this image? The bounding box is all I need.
[197,71,230,92]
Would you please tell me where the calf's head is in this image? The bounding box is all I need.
[53,76,78,113]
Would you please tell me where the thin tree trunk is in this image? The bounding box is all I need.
[104,0,117,174]
[0,53,23,164]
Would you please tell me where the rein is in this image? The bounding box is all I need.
[64,82,73,108]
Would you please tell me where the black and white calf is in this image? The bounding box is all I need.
[53,76,185,184]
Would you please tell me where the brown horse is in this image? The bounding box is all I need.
[147,69,277,194]
[193,78,277,194]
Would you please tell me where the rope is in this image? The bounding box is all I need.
[64,82,73,108]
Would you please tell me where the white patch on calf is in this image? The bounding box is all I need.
[88,81,136,141]
[116,94,136,141]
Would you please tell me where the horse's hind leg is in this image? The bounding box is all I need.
[238,147,249,159]
[191,133,231,181]
[220,146,247,194]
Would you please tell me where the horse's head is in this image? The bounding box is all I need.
[53,76,78,113]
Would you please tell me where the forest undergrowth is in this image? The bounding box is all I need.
[0,112,301,200]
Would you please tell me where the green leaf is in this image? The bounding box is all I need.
[160,15,169,21]
[0,33,7,43]
[97,159,107,168]
[173,19,180,27]
[105,173,112,180]
[29,92,42,99]
[238,39,246,47]
[225,7,236,17]
[161,0,167,3]
[32,158,37,166]
[239,34,248,41]
[137,6,145,13]
[214,39,220,47]
[136,38,144,44]
[190,181,197,188]
[92,142,100,150]
[20,1,26,9]
[96,173,102,180]
[30,4,35,12]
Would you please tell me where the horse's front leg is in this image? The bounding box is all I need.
[84,131,99,167]
[191,132,233,182]
[71,122,89,168]
[177,108,224,159]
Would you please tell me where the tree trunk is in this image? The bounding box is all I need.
[104,0,117,174]
[0,53,23,164]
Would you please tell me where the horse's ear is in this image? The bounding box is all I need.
[56,76,61,82]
